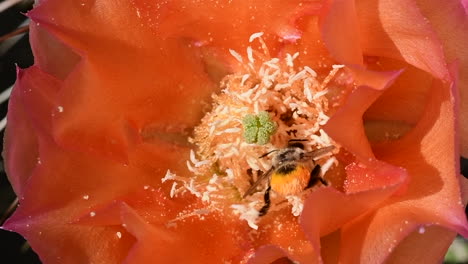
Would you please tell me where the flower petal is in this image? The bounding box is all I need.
[3,68,45,196]
[364,120,412,143]
[246,246,290,264]
[300,160,407,263]
[28,1,221,162]
[129,0,322,47]
[324,68,402,160]
[3,64,194,262]
[338,74,468,263]
[356,0,449,80]
[363,59,433,126]
[291,17,336,70]
[386,225,457,264]
[413,0,468,157]
[120,202,250,263]
[73,188,252,263]
[3,205,134,263]
[252,211,319,263]
[319,230,340,264]
[28,22,80,80]
[319,0,363,65]
[344,158,408,194]
[75,189,319,263]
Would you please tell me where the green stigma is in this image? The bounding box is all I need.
[242,111,277,145]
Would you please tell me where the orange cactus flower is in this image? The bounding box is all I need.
[3,0,468,263]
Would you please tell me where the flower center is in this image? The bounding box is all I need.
[163,33,351,229]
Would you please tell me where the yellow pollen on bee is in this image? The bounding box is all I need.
[270,164,310,196]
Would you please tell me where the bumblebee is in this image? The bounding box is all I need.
[243,139,334,216]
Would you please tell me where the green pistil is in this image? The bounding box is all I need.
[242,111,277,145]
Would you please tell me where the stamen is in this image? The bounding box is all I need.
[249,32,264,43]
[231,203,260,230]
[321,157,338,176]
[229,49,243,63]
[247,46,254,64]
[286,195,304,217]
[170,182,178,198]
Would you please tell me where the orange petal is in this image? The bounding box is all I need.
[344,158,408,194]
[129,0,323,48]
[300,161,407,262]
[292,17,336,71]
[5,124,189,216]
[364,120,412,143]
[3,204,134,263]
[120,203,251,263]
[319,0,363,65]
[253,211,318,263]
[73,189,252,262]
[74,186,203,227]
[28,2,220,162]
[338,74,468,263]
[3,64,194,262]
[3,68,46,196]
[247,246,291,264]
[356,0,449,80]
[324,68,402,160]
[363,58,434,125]
[412,0,468,157]
[320,230,340,264]
[28,22,80,80]
[386,225,457,264]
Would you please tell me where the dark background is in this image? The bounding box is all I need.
[0,1,467,263]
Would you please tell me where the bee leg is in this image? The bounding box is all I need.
[319,176,329,186]
[246,168,255,185]
[306,165,329,189]
[258,186,271,216]
[305,177,319,190]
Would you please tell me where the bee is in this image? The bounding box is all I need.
[243,139,334,216]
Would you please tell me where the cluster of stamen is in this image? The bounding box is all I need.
[162,32,348,229]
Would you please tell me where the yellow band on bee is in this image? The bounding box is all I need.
[270,164,310,196]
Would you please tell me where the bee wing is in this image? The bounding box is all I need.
[305,146,335,160]
[242,167,274,198]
